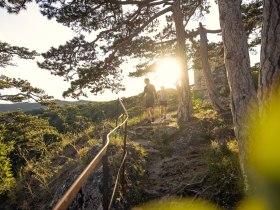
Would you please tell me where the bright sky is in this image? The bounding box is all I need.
[0,2,259,103]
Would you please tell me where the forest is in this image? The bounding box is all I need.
[0,0,280,209]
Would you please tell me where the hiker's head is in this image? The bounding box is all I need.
[144,78,150,84]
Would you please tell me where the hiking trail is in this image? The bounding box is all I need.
[127,115,214,207]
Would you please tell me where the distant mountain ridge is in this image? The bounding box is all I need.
[0,100,94,112]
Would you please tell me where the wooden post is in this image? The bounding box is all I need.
[121,115,125,134]
[115,99,119,127]
[139,98,142,122]
[121,120,128,194]
[102,134,109,210]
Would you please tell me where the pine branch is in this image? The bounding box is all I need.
[105,6,172,65]
[106,0,172,6]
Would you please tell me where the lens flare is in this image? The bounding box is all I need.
[154,57,182,88]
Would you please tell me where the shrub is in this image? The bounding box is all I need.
[0,131,15,195]
[207,139,244,208]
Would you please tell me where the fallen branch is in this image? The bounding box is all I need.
[192,183,218,201]
[175,175,209,196]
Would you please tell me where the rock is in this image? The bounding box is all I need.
[143,189,160,197]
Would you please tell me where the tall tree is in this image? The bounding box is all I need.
[172,0,192,123]
[197,23,225,112]
[217,0,258,179]
[32,0,209,124]
[259,0,280,113]
[0,41,53,103]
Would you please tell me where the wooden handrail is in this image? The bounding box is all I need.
[53,98,129,210]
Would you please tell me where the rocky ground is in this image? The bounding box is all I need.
[126,116,214,208]
[124,108,241,210]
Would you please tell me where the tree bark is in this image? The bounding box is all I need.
[198,23,225,112]
[259,0,280,113]
[218,0,257,177]
[172,0,192,125]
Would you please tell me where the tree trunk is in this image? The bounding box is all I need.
[259,0,280,113]
[218,0,257,178]
[198,23,225,112]
[172,0,192,125]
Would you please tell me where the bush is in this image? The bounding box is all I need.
[0,131,15,195]
[207,139,244,208]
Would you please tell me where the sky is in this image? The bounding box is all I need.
[0,2,259,103]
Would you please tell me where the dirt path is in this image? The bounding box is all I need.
[128,117,212,206]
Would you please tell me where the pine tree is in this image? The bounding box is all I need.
[217,0,258,186]
[33,0,210,124]
[259,0,280,113]
[0,41,53,102]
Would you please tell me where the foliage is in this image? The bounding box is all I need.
[207,140,244,208]
[0,41,37,68]
[126,144,146,182]
[0,106,102,208]
[190,0,262,77]
[0,41,53,103]
[251,62,259,89]
[29,101,119,133]
[192,90,206,100]
[0,127,15,195]
[241,0,263,47]
[193,98,205,110]
[0,111,61,184]
[0,0,32,13]
[190,40,224,73]
[193,99,214,117]
[193,99,234,145]
[0,75,53,102]
[193,99,243,207]
[32,0,209,98]
[109,134,147,209]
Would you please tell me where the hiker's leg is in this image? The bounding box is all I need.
[146,99,154,122]
[146,107,150,119]
[150,107,155,121]
[146,107,152,121]
[164,105,167,118]
[160,105,163,118]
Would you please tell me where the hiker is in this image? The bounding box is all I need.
[159,86,168,120]
[142,78,157,123]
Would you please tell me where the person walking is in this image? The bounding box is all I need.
[142,78,157,123]
[159,86,168,120]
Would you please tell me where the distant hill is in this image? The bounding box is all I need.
[0,100,94,112]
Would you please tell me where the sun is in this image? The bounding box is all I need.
[153,57,181,88]
[153,57,194,89]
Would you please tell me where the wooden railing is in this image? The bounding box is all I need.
[53,98,129,210]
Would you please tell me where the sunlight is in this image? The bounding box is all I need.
[154,58,181,88]
[153,57,194,89]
